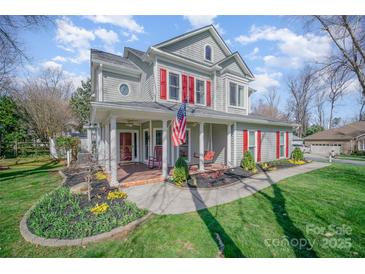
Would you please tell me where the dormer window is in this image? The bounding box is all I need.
[205,45,212,61]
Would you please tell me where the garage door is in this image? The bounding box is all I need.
[310,144,341,155]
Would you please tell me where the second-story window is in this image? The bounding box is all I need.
[169,72,180,101]
[229,82,245,108]
[205,45,212,61]
[196,79,205,105]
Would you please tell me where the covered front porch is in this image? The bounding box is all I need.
[92,102,235,187]
[118,162,228,187]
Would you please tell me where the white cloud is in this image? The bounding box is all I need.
[52,56,67,62]
[183,15,224,34]
[55,18,95,64]
[95,28,119,45]
[64,71,87,89]
[245,47,260,60]
[42,61,62,70]
[250,72,282,92]
[86,15,144,33]
[235,25,331,68]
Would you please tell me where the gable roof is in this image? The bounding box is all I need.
[91,48,140,71]
[305,121,365,141]
[153,25,232,56]
[123,47,146,59]
[217,52,255,79]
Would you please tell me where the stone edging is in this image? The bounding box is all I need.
[19,170,152,247]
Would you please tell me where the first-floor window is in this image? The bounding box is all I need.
[280,132,285,157]
[144,130,149,160]
[178,130,190,161]
[155,130,162,146]
[169,72,180,100]
[196,79,205,105]
[249,131,255,157]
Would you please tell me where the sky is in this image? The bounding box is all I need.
[18,15,361,125]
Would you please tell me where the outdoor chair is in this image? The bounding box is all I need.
[148,145,163,169]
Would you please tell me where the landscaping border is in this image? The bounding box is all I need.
[19,170,152,247]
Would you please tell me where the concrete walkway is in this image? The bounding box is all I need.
[123,162,330,215]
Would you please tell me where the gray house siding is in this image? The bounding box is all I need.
[220,58,246,78]
[161,31,227,64]
[234,123,293,165]
[103,71,143,102]
[127,53,155,101]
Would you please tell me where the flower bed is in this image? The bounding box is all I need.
[26,166,147,240]
[168,166,260,189]
[27,186,147,239]
[259,159,310,171]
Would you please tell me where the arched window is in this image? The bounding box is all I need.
[205,45,212,61]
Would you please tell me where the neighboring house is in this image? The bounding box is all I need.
[90,25,295,186]
[304,120,365,155]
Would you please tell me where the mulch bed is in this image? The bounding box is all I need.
[169,166,260,189]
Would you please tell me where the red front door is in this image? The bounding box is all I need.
[120,132,132,161]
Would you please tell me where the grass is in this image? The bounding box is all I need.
[1,156,365,257]
[338,155,365,161]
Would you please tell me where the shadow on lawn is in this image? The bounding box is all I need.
[0,160,60,182]
[189,187,245,258]
[258,171,318,258]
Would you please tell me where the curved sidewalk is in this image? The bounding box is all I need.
[123,162,330,215]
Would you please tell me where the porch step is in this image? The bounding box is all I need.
[120,177,165,188]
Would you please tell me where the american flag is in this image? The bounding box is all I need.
[172,102,187,146]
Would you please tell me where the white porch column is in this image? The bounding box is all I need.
[162,119,168,179]
[199,122,205,171]
[110,116,118,186]
[105,122,110,172]
[87,128,92,153]
[227,123,232,167]
[97,124,103,165]
[233,122,237,166]
[149,120,153,158]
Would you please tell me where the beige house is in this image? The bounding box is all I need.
[304,121,365,155]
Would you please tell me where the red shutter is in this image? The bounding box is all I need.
[189,76,194,104]
[286,131,289,158]
[160,68,167,100]
[206,80,211,107]
[257,130,261,162]
[276,131,280,159]
[182,74,188,103]
[243,129,248,153]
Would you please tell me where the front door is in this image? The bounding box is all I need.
[120,132,132,161]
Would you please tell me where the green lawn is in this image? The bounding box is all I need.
[1,157,364,258]
[338,155,365,161]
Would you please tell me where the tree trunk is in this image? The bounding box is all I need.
[49,137,58,159]
[329,103,335,129]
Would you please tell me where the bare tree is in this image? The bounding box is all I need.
[356,89,365,121]
[313,16,365,97]
[314,88,327,128]
[286,66,317,137]
[14,68,74,156]
[327,70,350,128]
[251,88,287,120]
[0,16,51,94]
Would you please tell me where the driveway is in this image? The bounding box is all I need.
[305,153,365,167]
[123,162,329,215]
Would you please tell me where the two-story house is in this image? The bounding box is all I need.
[90,25,295,186]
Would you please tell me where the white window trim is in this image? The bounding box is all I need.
[175,128,191,163]
[195,78,206,106]
[119,83,131,97]
[247,130,257,160]
[117,129,139,163]
[142,128,149,163]
[204,44,213,62]
[279,131,286,159]
[228,81,246,109]
[153,128,163,147]
[167,70,182,102]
